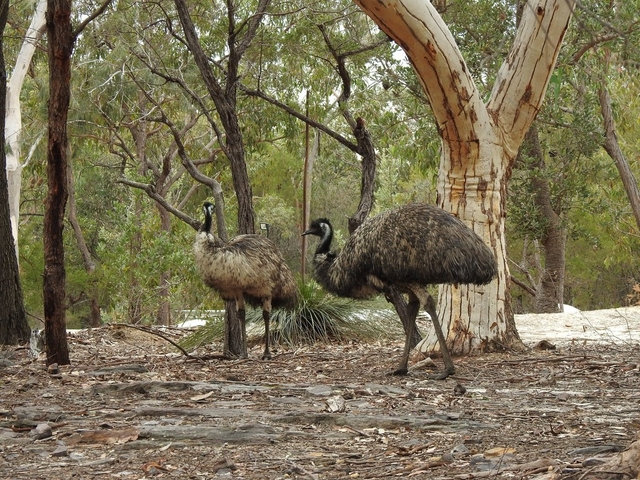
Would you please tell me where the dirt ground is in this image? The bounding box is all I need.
[1,312,639,480]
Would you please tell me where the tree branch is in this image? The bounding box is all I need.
[73,0,113,38]
[240,84,358,153]
[117,177,200,231]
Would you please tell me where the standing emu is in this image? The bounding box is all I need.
[194,202,298,360]
[302,203,497,379]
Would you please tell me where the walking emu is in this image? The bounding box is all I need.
[194,202,298,360]
[302,203,497,379]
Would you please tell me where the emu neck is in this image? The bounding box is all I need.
[315,225,333,255]
[201,209,213,234]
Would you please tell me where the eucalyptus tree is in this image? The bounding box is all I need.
[5,0,46,261]
[80,0,281,355]
[43,0,112,365]
[572,2,640,231]
[73,0,214,326]
[352,0,576,356]
[238,2,442,346]
[239,1,443,232]
[0,0,29,345]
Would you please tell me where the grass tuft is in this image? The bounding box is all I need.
[180,279,404,352]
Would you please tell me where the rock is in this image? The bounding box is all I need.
[30,423,52,440]
[363,383,409,396]
[451,444,470,456]
[51,445,68,457]
[305,385,334,397]
[0,357,14,368]
[534,340,556,350]
[87,364,149,376]
[326,396,346,413]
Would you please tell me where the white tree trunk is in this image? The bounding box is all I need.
[5,0,47,259]
[353,0,575,353]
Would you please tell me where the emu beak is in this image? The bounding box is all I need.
[301,229,312,236]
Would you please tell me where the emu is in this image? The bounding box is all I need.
[302,203,497,379]
[194,202,297,360]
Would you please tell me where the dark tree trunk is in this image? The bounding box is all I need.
[44,0,73,365]
[224,302,247,358]
[524,126,565,313]
[0,0,30,345]
[348,118,378,234]
[599,86,640,233]
[173,0,258,236]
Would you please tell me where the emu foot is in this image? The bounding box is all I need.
[428,366,455,380]
[261,351,272,360]
[387,367,409,376]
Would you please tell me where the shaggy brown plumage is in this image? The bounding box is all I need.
[303,203,497,378]
[194,203,297,359]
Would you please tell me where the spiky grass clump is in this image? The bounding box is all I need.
[178,313,225,352]
[179,279,403,352]
[260,279,355,345]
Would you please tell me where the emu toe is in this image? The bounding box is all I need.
[387,367,409,376]
[429,366,455,381]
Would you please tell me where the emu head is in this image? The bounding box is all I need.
[302,218,333,255]
[302,218,332,238]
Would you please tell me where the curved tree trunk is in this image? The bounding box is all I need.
[354,0,575,355]
[599,86,640,233]
[173,0,260,235]
[348,117,378,234]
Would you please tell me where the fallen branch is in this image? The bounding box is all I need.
[108,323,201,361]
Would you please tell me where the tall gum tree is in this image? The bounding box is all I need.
[353,0,576,354]
[5,0,46,260]
[0,0,29,345]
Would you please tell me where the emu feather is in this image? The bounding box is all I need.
[194,203,297,359]
[303,203,497,378]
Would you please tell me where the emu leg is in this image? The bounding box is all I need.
[424,294,455,380]
[262,309,272,360]
[386,288,422,347]
[387,290,421,376]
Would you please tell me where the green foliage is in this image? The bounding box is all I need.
[11,0,640,329]
[506,0,640,311]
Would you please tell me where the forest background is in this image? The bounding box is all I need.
[4,0,640,330]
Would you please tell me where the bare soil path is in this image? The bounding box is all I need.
[1,309,639,479]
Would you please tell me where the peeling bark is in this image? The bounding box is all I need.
[354,0,575,354]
